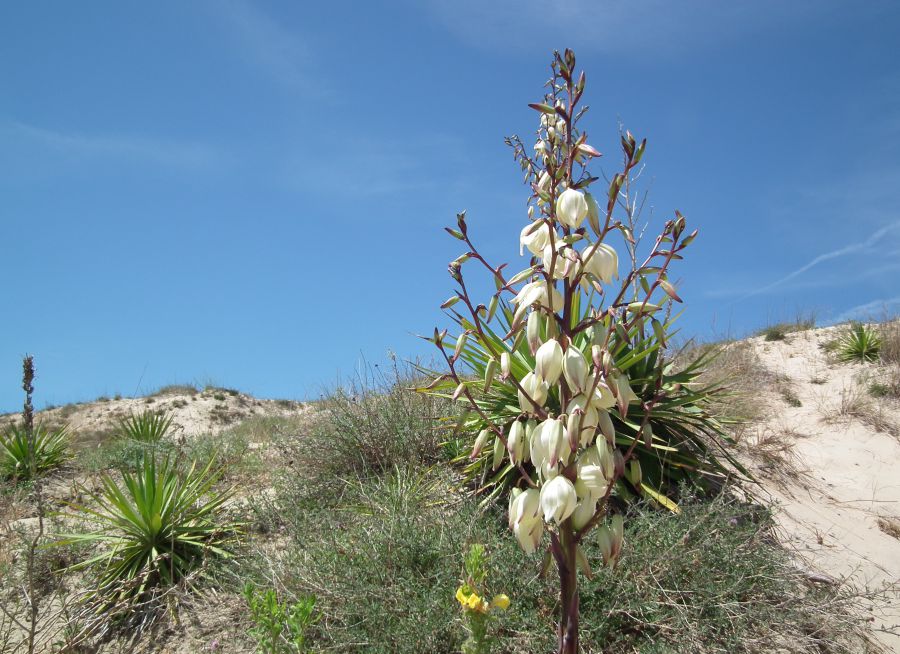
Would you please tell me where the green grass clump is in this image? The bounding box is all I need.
[117,410,174,443]
[59,454,240,608]
[837,322,882,363]
[758,316,816,342]
[0,423,70,481]
[287,361,448,479]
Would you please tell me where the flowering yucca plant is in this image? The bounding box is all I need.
[421,50,702,652]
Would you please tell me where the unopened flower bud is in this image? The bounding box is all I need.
[500,352,511,380]
[484,358,498,392]
[492,431,504,470]
[527,310,542,355]
[507,420,526,464]
[472,429,490,459]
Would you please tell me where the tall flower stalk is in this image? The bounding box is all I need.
[423,50,696,653]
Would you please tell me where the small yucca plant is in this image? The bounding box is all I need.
[59,453,239,607]
[0,423,70,481]
[838,322,882,363]
[117,410,174,443]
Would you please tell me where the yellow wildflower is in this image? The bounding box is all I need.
[491,594,511,610]
[455,586,469,606]
[466,593,483,611]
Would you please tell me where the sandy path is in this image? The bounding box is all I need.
[745,327,900,652]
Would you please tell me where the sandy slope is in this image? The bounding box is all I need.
[741,326,900,652]
[1,386,309,442]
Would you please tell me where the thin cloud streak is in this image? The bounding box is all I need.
[722,222,900,301]
[1,120,226,170]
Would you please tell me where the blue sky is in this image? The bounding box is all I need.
[2,1,899,411]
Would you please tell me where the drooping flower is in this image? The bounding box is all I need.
[537,171,551,194]
[562,346,589,393]
[534,416,568,468]
[542,242,577,280]
[509,487,540,527]
[570,496,597,530]
[514,516,543,553]
[581,242,619,283]
[535,339,563,384]
[512,280,563,314]
[589,378,617,410]
[574,463,607,501]
[555,188,589,229]
[517,372,549,413]
[527,310,542,354]
[566,400,599,448]
[540,475,577,524]
[520,221,551,256]
[509,488,543,553]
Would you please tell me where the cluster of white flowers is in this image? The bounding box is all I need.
[504,173,637,554]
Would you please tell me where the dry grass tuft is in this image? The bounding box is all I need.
[880,319,900,365]
[821,381,899,437]
[877,517,900,541]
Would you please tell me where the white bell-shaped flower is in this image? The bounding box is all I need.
[571,496,597,530]
[555,188,589,229]
[581,242,619,283]
[535,416,568,468]
[562,347,589,393]
[542,242,577,280]
[517,372,549,413]
[540,475,577,524]
[509,488,544,553]
[589,378,617,410]
[535,340,563,385]
[519,221,551,256]
[575,463,608,501]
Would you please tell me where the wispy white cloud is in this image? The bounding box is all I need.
[0,120,227,170]
[830,296,900,324]
[743,222,900,298]
[417,0,845,55]
[706,221,900,300]
[211,0,320,95]
[706,258,900,299]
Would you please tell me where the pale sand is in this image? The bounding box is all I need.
[743,326,900,652]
